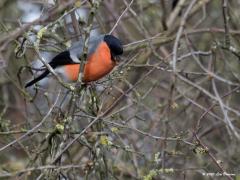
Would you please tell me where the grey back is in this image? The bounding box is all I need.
[69,34,105,63]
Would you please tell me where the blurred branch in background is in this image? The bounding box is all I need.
[0,0,240,179]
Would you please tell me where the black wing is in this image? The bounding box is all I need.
[49,50,75,68]
[25,50,76,88]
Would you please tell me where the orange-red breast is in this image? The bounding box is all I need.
[25,34,123,88]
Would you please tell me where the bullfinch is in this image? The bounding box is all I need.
[25,34,123,88]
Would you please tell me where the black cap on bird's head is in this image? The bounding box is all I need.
[104,35,123,61]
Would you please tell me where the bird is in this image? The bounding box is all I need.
[172,0,179,10]
[25,34,123,88]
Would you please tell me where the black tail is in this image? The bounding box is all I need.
[25,70,50,88]
[172,0,181,16]
[172,0,179,10]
